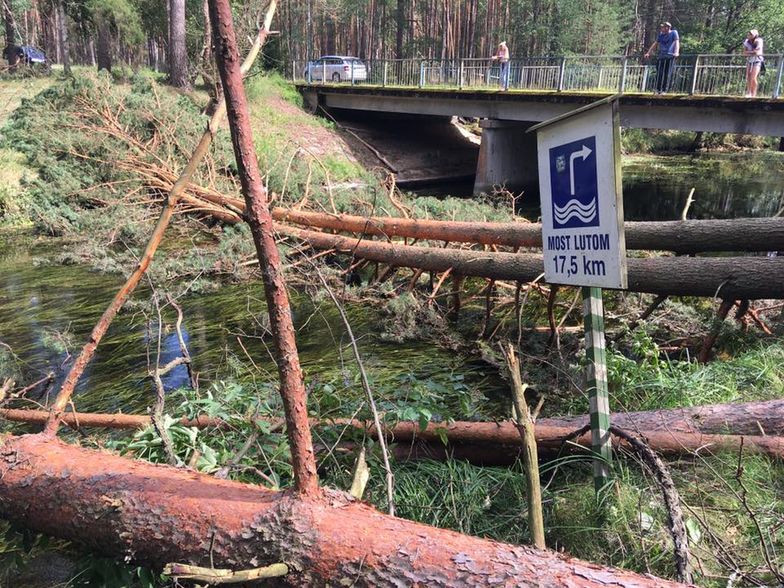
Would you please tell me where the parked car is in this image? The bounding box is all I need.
[304,56,368,82]
[3,45,48,70]
[19,46,47,66]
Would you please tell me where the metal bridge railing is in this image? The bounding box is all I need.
[291,54,784,98]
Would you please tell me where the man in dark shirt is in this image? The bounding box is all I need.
[645,22,680,94]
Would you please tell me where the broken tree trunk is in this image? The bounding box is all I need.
[5,397,783,437]
[272,208,784,253]
[277,226,784,299]
[209,0,318,495]
[0,435,687,587]
[41,11,276,437]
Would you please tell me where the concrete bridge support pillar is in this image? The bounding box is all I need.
[473,119,539,197]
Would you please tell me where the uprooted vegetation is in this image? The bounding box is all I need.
[1,72,783,587]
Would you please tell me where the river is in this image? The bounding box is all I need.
[1,152,783,421]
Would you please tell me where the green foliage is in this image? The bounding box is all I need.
[112,381,293,488]
[89,0,145,46]
[607,334,784,413]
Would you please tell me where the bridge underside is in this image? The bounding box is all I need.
[300,86,784,197]
[300,86,784,136]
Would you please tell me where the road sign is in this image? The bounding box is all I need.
[532,97,627,289]
[529,96,627,494]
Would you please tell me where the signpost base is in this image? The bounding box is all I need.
[582,286,612,493]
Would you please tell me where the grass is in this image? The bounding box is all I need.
[0,75,53,227]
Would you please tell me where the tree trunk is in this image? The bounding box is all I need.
[6,397,783,455]
[278,226,784,299]
[0,435,687,587]
[3,0,18,70]
[209,0,318,496]
[396,0,405,57]
[7,398,784,436]
[273,209,784,254]
[56,0,70,74]
[537,398,784,436]
[168,0,190,88]
[95,16,112,72]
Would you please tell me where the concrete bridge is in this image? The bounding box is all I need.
[294,55,784,195]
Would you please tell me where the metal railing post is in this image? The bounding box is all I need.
[322,62,327,83]
[689,55,700,95]
[382,61,388,87]
[557,57,566,91]
[419,60,425,88]
[774,54,784,99]
[641,63,650,92]
[619,56,628,93]
[459,59,464,90]
[351,61,355,85]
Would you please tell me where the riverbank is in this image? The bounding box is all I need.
[1,71,783,587]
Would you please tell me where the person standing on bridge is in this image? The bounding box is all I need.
[743,29,764,97]
[645,22,680,94]
[492,41,510,90]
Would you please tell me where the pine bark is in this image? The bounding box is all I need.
[0,434,688,587]
[208,0,318,496]
[278,226,784,299]
[3,0,18,69]
[95,16,112,72]
[168,0,190,88]
[56,0,70,74]
[273,209,784,253]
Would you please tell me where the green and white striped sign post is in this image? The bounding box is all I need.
[582,286,611,491]
[530,96,627,496]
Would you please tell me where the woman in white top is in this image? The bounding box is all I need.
[493,41,510,90]
[743,29,764,97]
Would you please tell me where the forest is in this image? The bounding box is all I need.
[3,0,784,80]
[2,0,784,586]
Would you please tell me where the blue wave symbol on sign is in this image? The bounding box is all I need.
[553,198,597,225]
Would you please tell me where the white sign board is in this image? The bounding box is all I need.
[535,100,627,289]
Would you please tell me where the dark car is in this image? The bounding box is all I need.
[3,45,48,68]
[19,46,47,66]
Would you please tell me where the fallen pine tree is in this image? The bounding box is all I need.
[3,399,783,460]
[272,208,784,254]
[277,225,784,299]
[4,397,783,435]
[0,433,688,587]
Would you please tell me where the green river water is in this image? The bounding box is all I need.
[1,152,783,420]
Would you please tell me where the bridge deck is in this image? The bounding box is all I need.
[297,84,784,136]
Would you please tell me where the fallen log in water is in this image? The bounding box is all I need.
[0,434,687,587]
[277,226,784,299]
[272,208,784,253]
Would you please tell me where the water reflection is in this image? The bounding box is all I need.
[415,152,784,222]
[0,233,505,417]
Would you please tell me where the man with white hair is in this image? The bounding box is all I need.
[645,22,680,94]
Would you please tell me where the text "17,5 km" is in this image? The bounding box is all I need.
[553,255,607,278]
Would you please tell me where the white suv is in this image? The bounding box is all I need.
[304,56,368,82]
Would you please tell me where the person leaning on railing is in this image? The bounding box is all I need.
[644,22,680,94]
[743,29,764,97]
